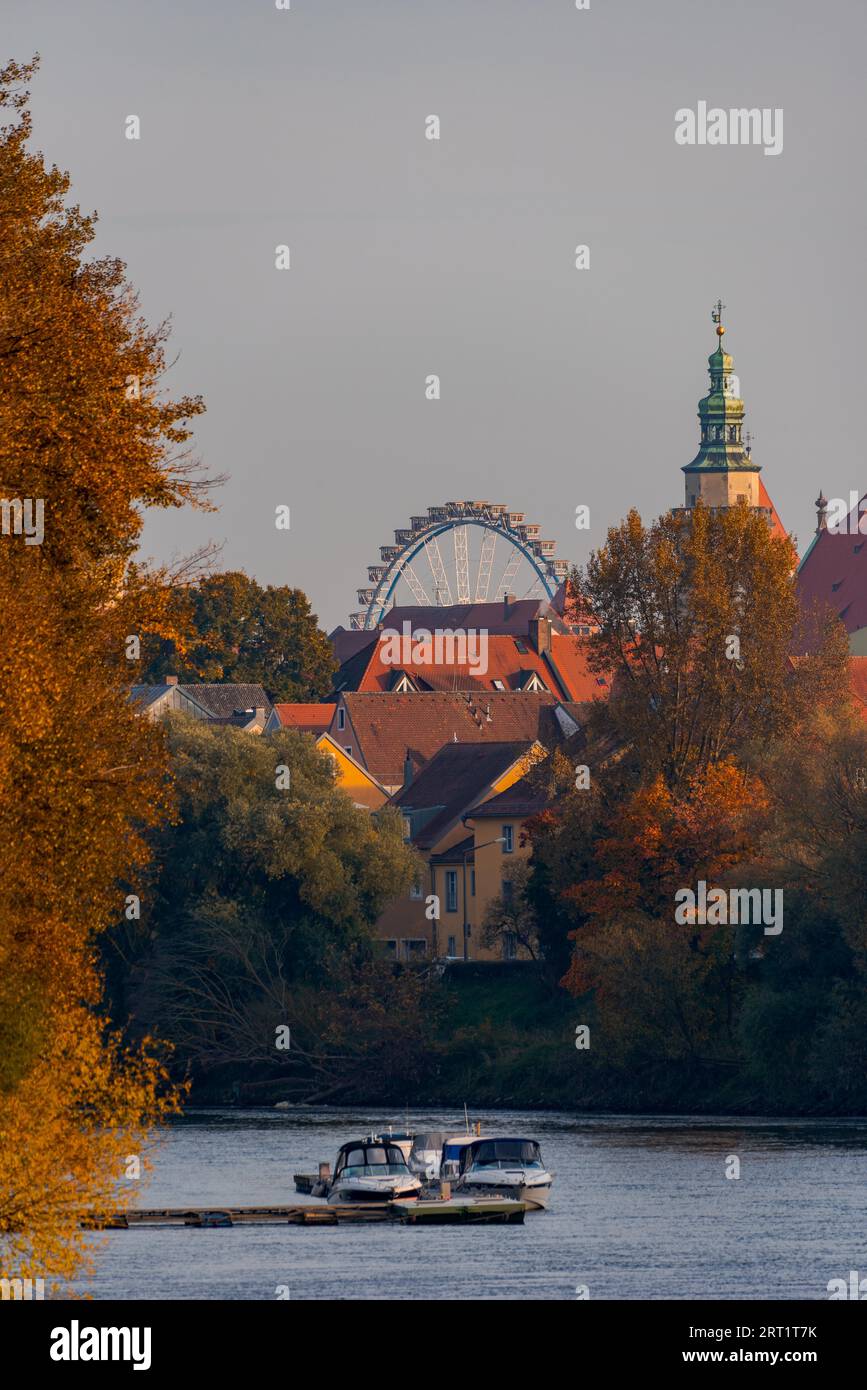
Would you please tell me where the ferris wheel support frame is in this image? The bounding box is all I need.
[361,517,558,630]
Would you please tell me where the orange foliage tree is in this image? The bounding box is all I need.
[572,504,849,789]
[537,504,852,1062]
[0,57,212,1286]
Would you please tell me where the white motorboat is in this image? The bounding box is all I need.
[451,1136,554,1210]
[326,1137,422,1204]
[407,1130,451,1181]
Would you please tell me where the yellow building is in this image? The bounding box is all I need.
[463,776,552,960]
[313,732,389,811]
[377,739,544,961]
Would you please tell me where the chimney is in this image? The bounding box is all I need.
[529,616,552,654]
[815,491,828,535]
[164,674,179,686]
[403,748,414,786]
[255,707,266,722]
[503,592,517,622]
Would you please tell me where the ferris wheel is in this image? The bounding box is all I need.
[350,500,569,630]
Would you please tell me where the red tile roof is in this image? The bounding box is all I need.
[759,479,788,545]
[272,703,336,732]
[390,740,536,848]
[796,509,867,650]
[335,691,562,788]
[467,773,554,820]
[336,630,607,702]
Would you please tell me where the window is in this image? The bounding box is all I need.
[337,708,346,731]
[410,880,423,900]
[503,932,517,960]
[522,672,547,692]
[447,935,457,957]
[381,939,397,959]
[344,746,352,755]
[502,879,514,903]
[402,939,427,960]
[501,825,514,854]
[514,638,528,653]
[337,1144,409,1178]
[470,868,476,897]
[445,870,458,912]
[492,679,506,691]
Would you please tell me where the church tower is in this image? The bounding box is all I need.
[682,303,765,514]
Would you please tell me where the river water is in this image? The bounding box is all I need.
[79,1108,867,1301]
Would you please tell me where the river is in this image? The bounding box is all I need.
[78,1108,867,1300]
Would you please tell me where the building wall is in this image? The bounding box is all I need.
[315,737,388,810]
[372,749,540,962]
[470,816,533,960]
[687,471,759,509]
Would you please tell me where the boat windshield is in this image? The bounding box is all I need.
[337,1145,409,1178]
[468,1139,543,1170]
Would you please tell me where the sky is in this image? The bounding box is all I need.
[6,0,867,631]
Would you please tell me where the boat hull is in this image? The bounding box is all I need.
[327,1178,421,1205]
[457,1176,552,1210]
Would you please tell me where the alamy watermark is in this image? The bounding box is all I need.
[675,103,783,157]
[674,880,783,936]
[823,492,867,534]
[1,497,44,545]
[1,1277,44,1300]
[379,622,489,676]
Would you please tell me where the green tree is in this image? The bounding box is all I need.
[140,571,336,700]
[114,720,420,1094]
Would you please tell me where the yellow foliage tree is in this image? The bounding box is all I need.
[0,56,211,1288]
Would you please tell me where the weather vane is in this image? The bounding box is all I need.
[744,430,753,456]
[711,299,726,338]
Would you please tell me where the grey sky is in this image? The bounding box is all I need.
[7,0,866,630]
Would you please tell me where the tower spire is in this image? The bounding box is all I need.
[681,309,762,511]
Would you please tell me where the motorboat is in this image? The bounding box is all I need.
[326,1137,422,1204]
[438,1135,484,1185]
[406,1130,451,1181]
[451,1136,554,1209]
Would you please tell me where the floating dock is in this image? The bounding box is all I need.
[84,1197,526,1229]
[396,1199,524,1225]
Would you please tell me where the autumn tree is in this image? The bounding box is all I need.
[530,504,853,1087]
[734,706,867,1109]
[0,56,210,1285]
[571,504,850,790]
[559,762,769,1065]
[139,570,336,701]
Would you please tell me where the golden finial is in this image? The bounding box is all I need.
[711,299,726,338]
